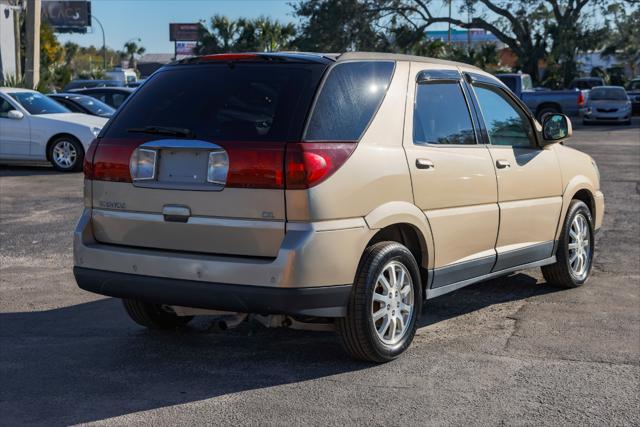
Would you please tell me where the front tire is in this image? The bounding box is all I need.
[337,241,422,363]
[542,200,594,288]
[122,299,193,329]
[48,136,84,172]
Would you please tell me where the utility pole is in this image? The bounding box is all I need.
[467,2,471,54]
[447,0,452,45]
[24,0,40,88]
[91,15,107,69]
[13,2,22,79]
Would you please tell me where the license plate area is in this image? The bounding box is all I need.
[131,139,227,191]
[157,149,209,185]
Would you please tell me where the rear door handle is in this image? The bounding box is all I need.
[416,159,435,169]
[496,159,511,169]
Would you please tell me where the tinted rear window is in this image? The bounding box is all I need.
[305,61,395,141]
[103,64,325,141]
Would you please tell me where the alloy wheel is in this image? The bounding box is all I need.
[371,260,415,345]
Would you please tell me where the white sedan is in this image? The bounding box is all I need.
[0,87,108,171]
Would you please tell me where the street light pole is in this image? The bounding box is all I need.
[91,14,106,69]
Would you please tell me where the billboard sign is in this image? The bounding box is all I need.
[169,23,201,42]
[175,41,197,59]
[42,0,91,33]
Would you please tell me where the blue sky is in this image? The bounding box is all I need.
[58,0,297,53]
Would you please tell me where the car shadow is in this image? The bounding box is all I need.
[1,272,559,425]
[0,164,77,177]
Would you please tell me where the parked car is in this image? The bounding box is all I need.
[569,77,605,90]
[497,73,587,120]
[74,52,604,362]
[0,88,107,171]
[48,93,115,118]
[69,87,135,109]
[626,78,640,115]
[582,86,632,125]
[63,79,125,91]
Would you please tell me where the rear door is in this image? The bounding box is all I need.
[89,60,327,257]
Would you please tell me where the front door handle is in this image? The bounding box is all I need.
[416,158,435,169]
[496,159,511,169]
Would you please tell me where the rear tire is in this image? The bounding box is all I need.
[542,200,594,288]
[337,241,422,363]
[122,299,193,329]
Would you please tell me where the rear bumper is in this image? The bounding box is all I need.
[74,267,351,317]
[74,208,373,315]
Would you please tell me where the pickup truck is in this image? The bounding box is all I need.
[496,73,586,120]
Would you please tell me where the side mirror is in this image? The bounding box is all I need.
[7,110,24,120]
[542,113,572,143]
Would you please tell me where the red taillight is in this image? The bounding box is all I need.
[285,142,357,189]
[222,142,285,189]
[86,138,356,190]
[577,91,585,107]
[90,138,144,183]
[83,139,99,179]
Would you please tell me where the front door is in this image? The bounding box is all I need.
[0,96,30,158]
[403,64,499,289]
[468,78,563,271]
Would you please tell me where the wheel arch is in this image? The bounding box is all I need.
[556,178,597,241]
[536,102,562,118]
[364,201,435,270]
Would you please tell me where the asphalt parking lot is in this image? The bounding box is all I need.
[1,119,639,425]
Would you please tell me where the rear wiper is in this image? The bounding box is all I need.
[127,125,195,138]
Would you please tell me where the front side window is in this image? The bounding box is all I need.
[473,85,535,147]
[0,97,14,118]
[305,61,395,141]
[413,82,476,145]
[9,92,69,115]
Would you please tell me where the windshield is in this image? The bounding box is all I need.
[71,95,115,116]
[629,81,640,91]
[589,88,628,101]
[10,92,70,115]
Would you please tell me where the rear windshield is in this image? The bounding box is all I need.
[589,88,628,100]
[103,63,326,141]
[305,61,395,141]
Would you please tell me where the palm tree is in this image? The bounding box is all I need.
[122,41,146,69]
[254,17,296,52]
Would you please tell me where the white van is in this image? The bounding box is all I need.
[104,68,137,85]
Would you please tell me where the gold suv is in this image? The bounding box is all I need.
[74,52,604,362]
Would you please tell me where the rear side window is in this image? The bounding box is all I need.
[103,63,325,141]
[413,82,476,145]
[305,61,395,141]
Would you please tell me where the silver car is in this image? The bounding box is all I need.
[583,86,632,125]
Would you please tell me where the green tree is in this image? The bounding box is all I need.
[368,0,610,84]
[293,0,386,51]
[122,41,146,69]
[601,4,640,78]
